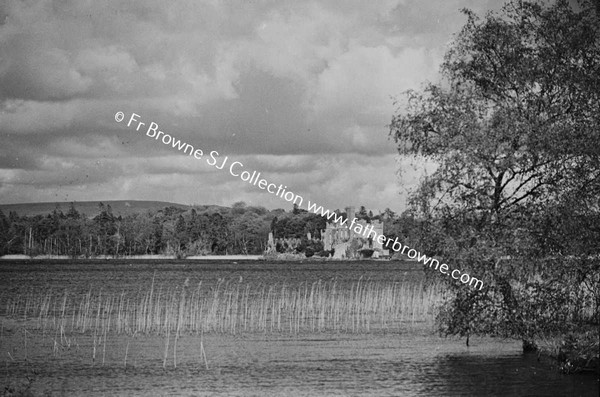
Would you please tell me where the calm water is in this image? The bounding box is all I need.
[0,260,598,396]
[0,259,425,297]
[2,333,597,396]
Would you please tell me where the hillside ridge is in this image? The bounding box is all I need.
[0,200,197,217]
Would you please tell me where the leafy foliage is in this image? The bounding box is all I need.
[0,201,380,258]
[389,0,599,348]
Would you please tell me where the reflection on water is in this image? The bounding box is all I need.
[429,354,596,396]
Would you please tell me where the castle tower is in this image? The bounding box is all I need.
[345,206,355,224]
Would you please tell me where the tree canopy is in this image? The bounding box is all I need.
[389,0,599,352]
[392,0,599,223]
[0,201,388,258]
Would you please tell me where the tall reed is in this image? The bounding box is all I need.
[2,278,444,336]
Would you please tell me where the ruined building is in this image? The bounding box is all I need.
[321,206,385,259]
[265,206,387,259]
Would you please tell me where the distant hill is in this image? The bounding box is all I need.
[0,200,198,218]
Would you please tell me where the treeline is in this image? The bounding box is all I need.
[0,201,409,258]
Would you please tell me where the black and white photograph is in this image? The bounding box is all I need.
[0,0,598,395]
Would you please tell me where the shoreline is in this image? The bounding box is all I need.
[0,255,404,263]
[0,254,398,261]
[0,254,264,260]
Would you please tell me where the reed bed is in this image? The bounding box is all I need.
[2,278,444,336]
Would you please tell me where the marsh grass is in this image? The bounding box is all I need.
[2,278,443,337]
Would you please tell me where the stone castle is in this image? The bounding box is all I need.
[321,206,385,259]
[265,206,386,259]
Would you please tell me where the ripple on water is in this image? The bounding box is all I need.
[1,333,597,396]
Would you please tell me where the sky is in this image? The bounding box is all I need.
[0,0,502,214]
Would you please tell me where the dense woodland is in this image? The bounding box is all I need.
[0,201,411,258]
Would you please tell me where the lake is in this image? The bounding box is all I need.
[0,260,597,396]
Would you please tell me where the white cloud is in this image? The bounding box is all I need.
[310,43,440,120]
[0,0,500,211]
[0,100,79,134]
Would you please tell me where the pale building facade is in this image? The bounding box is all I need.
[321,206,384,258]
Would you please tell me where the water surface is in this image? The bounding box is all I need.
[0,260,597,396]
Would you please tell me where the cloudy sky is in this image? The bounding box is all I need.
[0,0,501,213]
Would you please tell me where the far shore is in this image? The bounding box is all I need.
[0,254,399,261]
[0,254,264,260]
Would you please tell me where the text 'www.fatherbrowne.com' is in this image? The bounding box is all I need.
[114,111,484,290]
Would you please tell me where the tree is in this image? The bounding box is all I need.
[64,203,83,257]
[358,206,368,219]
[66,202,80,220]
[0,209,10,255]
[270,216,278,238]
[390,0,599,349]
[230,211,270,254]
[382,208,397,221]
[93,203,117,255]
[232,201,247,215]
[208,212,230,254]
[174,214,188,256]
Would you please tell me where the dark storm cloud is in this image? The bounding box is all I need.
[0,0,501,210]
[0,145,40,170]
